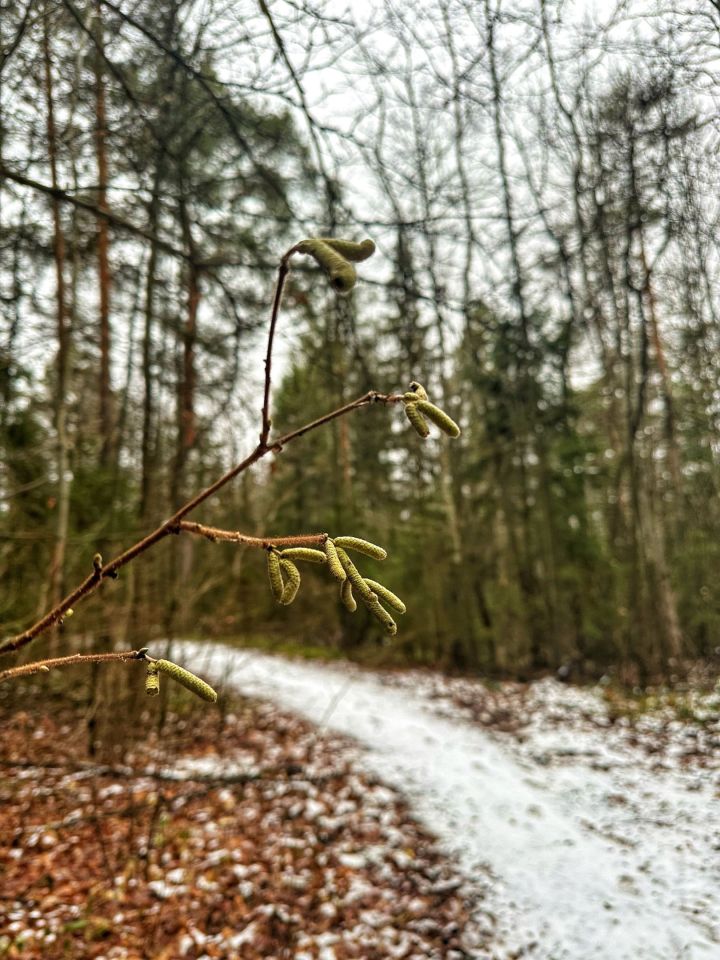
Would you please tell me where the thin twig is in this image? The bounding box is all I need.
[274,390,403,448]
[178,521,327,548]
[0,649,147,683]
[261,247,297,445]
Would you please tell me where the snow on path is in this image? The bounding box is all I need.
[175,641,720,960]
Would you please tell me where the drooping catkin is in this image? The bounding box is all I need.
[324,539,347,582]
[340,578,357,612]
[155,660,217,703]
[267,549,284,602]
[367,598,398,636]
[279,558,301,605]
[416,399,461,438]
[403,402,430,438]
[334,536,387,561]
[145,662,160,697]
[280,547,327,564]
[364,579,406,614]
[319,238,376,262]
[296,239,357,293]
[336,547,377,603]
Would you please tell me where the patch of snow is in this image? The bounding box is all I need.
[175,641,720,960]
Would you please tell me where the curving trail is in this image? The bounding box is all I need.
[175,641,720,960]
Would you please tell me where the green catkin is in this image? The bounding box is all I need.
[415,399,461,438]
[324,538,347,582]
[340,578,357,612]
[279,548,327,564]
[364,579,406,614]
[155,660,217,703]
[333,536,387,561]
[318,238,376,262]
[296,239,357,293]
[407,381,429,401]
[145,663,160,697]
[367,598,398,636]
[403,402,430,439]
[267,549,284,602]
[336,547,378,604]
[279,559,301,605]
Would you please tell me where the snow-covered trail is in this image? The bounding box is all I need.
[175,641,720,960]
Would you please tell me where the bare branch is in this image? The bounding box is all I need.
[0,649,146,683]
[177,521,327,548]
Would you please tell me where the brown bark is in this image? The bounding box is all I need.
[42,5,71,614]
[94,0,112,465]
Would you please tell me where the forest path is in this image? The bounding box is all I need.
[176,641,719,960]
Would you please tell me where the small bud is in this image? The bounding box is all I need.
[155,659,217,703]
[296,239,357,294]
[279,559,301,605]
[403,402,430,439]
[364,579,406,614]
[92,552,103,573]
[267,549,284,602]
[65,608,74,618]
[324,539,347,582]
[341,579,357,612]
[334,536,387,561]
[416,399,461,438]
[145,663,160,697]
[408,381,429,401]
[280,547,327,564]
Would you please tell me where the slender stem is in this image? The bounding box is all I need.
[0,649,146,683]
[275,390,403,447]
[178,521,327,548]
[261,249,295,445]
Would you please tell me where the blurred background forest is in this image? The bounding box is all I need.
[2,0,720,684]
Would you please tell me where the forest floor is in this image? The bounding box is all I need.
[2,642,719,960]
[171,642,720,960]
[0,684,478,959]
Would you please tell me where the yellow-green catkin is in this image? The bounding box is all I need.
[319,238,375,262]
[416,399,461,438]
[367,598,398,636]
[145,662,160,697]
[403,402,430,438]
[155,660,217,703]
[341,579,357,612]
[336,547,377,604]
[296,239,357,293]
[364,579,406,614]
[279,559,301,605]
[325,538,347,582]
[334,536,387,561]
[280,547,327,564]
[267,549,284,602]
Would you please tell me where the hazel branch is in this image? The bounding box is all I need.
[0,390,397,656]
[0,236,401,662]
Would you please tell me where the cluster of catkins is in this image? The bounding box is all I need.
[401,381,461,439]
[266,536,405,636]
